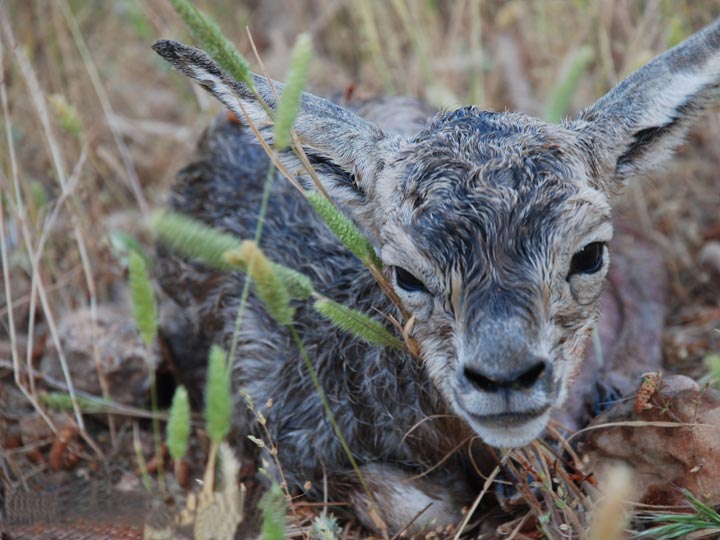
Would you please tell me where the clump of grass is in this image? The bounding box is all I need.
[632,490,720,539]
[155,350,246,538]
[154,211,402,350]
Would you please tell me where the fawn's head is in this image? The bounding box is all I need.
[155,19,720,447]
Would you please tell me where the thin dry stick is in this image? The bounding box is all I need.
[235,98,303,191]
[391,502,433,540]
[567,420,717,443]
[0,174,59,435]
[505,512,532,540]
[406,435,473,481]
[0,31,59,436]
[453,463,502,540]
[56,0,148,213]
[245,28,333,203]
[0,360,176,421]
[22,150,88,407]
[354,0,396,93]
[400,413,458,445]
[390,0,432,84]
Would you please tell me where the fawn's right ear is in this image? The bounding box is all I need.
[571,18,720,190]
[153,40,391,235]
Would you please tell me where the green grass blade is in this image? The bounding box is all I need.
[704,353,720,391]
[544,45,594,123]
[128,250,157,348]
[633,489,720,539]
[40,392,114,414]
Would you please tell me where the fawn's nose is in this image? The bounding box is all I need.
[463,359,550,393]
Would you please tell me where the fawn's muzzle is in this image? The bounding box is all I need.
[454,353,555,446]
[453,317,556,445]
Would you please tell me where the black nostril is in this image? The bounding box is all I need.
[513,361,547,390]
[463,366,499,393]
[463,361,548,393]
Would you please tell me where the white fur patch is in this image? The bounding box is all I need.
[188,65,270,127]
[638,51,720,128]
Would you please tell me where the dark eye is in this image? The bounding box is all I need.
[569,242,605,277]
[394,266,428,293]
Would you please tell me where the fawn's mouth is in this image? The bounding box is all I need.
[466,407,552,448]
[465,406,551,428]
[452,391,553,447]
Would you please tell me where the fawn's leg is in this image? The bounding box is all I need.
[343,464,468,537]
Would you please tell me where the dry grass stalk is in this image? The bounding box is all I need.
[588,464,634,540]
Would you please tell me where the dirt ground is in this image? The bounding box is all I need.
[1,1,720,539]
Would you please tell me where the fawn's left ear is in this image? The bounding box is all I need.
[570,18,720,187]
[153,39,394,237]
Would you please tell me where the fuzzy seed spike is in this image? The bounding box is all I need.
[166,386,191,462]
[314,298,404,349]
[128,250,157,348]
[168,0,256,94]
[259,482,286,540]
[274,33,312,150]
[152,211,241,270]
[225,241,295,325]
[205,345,232,445]
[305,191,379,267]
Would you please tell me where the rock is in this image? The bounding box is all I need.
[42,305,150,405]
[699,241,720,274]
[18,411,74,446]
[579,374,720,507]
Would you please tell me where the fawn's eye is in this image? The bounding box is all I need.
[568,242,605,277]
[394,266,428,293]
